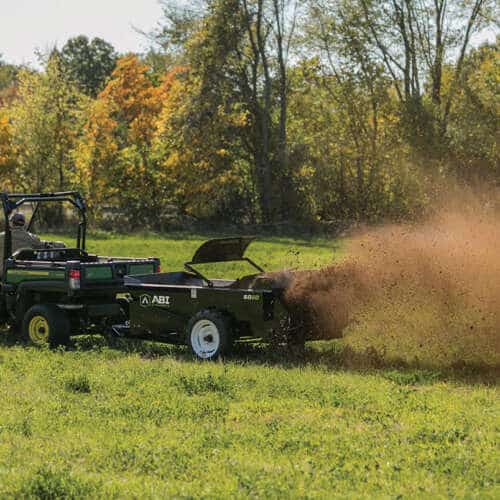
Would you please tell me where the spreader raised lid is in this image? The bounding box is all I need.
[190,237,255,264]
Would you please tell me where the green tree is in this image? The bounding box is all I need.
[60,36,117,96]
[309,0,496,145]
[9,54,86,193]
[153,64,253,222]
[0,55,18,90]
[0,109,17,190]
[446,40,500,180]
[153,0,302,222]
[287,60,426,222]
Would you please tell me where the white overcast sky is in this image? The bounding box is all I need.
[0,0,164,66]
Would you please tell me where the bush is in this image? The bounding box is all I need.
[19,467,99,499]
[176,372,235,397]
[64,374,91,394]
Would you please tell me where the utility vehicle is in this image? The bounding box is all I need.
[123,237,298,360]
[0,192,159,346]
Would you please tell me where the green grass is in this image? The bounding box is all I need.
[0,233,498,498]
[45,231,342,278]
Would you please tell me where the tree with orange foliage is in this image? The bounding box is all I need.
[99,55,165,149]
[72,99,118,216]
[74,55,170,224]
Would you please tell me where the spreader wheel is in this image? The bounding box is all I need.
[187,310,232,360]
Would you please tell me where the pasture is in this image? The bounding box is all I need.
[0,233,497,498]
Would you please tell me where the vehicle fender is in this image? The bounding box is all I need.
[11,281,68,324]
[186,307,236,337]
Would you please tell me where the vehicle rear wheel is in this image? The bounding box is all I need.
[187,310,232,360]
[22,304,71,348]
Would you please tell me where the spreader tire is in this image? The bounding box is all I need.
[22,304,71,348]
[187,310,232,360]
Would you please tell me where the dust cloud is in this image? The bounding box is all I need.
[282,190,500,367]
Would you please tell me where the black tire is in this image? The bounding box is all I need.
[22,304,71,348]
[186,310,232,360]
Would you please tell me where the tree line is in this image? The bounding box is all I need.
[0,0,498,231]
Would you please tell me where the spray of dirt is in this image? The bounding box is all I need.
[282,190,500,367]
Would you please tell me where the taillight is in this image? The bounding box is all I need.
[156,263,161,273]
[69,269,81,289]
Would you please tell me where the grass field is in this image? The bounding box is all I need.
[70,231,342,276]
[0,233,498,498]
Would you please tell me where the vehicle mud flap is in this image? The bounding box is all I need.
[0,298,8,326]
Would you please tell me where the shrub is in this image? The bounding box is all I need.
[176,372,235,397]
[64,374,91,394]
[19,467,98,499]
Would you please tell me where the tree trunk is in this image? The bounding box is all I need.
[273,0,290,219]
[255,0,273,223]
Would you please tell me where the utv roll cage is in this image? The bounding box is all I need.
[0,191,87,261]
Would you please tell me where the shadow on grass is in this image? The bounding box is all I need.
[232,341,500,386]
[0,330,20,348]
[1,331,497,386]
[71,334,500,386]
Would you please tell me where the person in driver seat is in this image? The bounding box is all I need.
[0,213,65,274]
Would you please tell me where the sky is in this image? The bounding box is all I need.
[0,0,164,66]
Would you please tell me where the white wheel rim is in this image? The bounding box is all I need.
[190,319,220,359]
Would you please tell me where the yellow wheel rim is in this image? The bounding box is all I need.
[28,315,50,345]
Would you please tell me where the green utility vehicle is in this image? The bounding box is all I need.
[0,192,159,346]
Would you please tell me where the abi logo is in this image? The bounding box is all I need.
[152,295,171,306]
[140,294,151,307]
[140,294,171,307]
